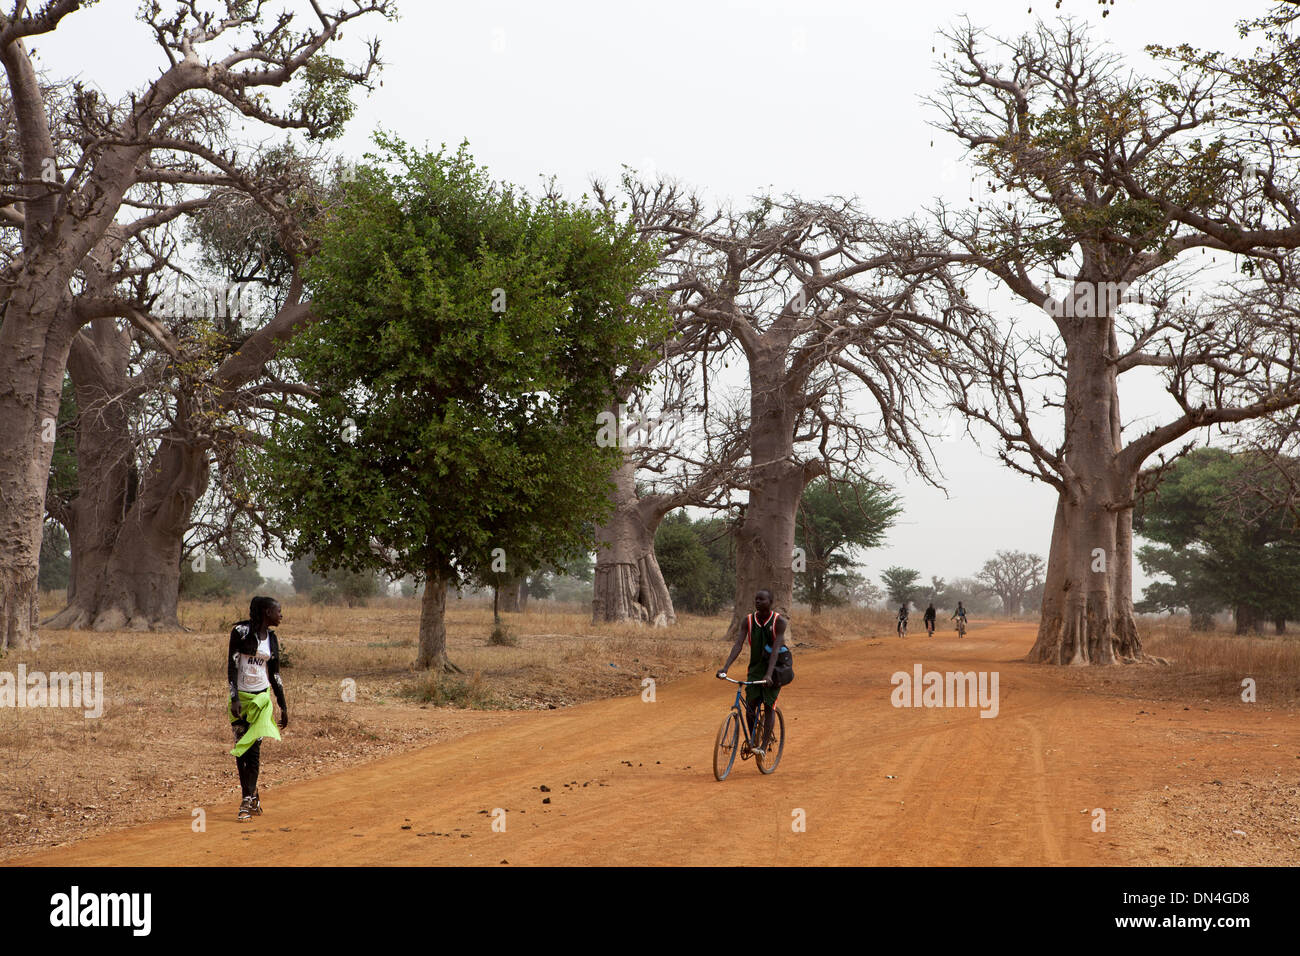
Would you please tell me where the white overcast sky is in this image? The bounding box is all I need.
[45,0,1266,589]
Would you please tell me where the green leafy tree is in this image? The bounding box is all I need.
[311,568,385,607]
[179,556,263,600]
[794,475,900,615]
[655,511,736,615]
[1134,545,1223,630]
[290,555,328,594]
[880,566,921,609]
[1135,448,1300,633]
[248,138,665,670]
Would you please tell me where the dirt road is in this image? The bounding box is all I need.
[12,622,1295,866]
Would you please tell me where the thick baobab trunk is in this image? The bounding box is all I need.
[1029,481,1143,664]
[591,458,675,625]
[45,328,139,629]
[1273,615,1286,635]
[726,346,823,641]
[416,571,461,672]
[0,297,78,651]
[1028,297,1145,665]
[45,395,208,631]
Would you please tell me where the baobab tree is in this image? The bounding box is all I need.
[633,184,970,639]
[587,177,748,626]
[930,17,1300,664]
[45,157,324,631]
[0,0,391,650]
[588,367,747,626]
[975,550,1045,616]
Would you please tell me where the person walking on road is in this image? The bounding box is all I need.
[228,596,289,821]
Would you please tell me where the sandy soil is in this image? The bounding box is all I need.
[9,621,1297,866]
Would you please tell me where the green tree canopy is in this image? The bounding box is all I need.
[179,555,263,600]
[880,566,921,609]
[248,137,666,668]
[655,510,736,615]
[795,475,900,615]
[1135,447,1300,632]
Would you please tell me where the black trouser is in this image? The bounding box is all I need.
[232,721,261,798]
[744,698,775,745]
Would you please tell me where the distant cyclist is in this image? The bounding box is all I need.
[952,601,968,638]
[897,603,909,638]
[923,602,936,636]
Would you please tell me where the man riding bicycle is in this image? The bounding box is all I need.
[923,602,936,636]
[952,601,968,637]
[897,602,909,638]
[716,589,788,757]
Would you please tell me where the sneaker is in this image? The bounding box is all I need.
[249,792,263,816]
[237,797,253,822]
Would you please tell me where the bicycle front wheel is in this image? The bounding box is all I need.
[756,705,785,775]
[713,710,741,781]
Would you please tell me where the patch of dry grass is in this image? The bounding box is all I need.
[1076,618,1300,707]
[1142,619,1300,673]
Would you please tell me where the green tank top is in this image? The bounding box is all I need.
[747,611,784,677]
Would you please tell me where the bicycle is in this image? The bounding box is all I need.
[954,616,967,638]
[712,676,785,781]
[897,616,908,638]
[924,618,935,637]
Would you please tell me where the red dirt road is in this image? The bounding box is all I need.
[11,622,1295,866]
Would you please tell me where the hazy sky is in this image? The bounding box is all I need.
[45,1,1265,589]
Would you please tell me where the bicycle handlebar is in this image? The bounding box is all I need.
[717,675,767,685]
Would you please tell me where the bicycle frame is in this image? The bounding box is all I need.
[720,676,767,745]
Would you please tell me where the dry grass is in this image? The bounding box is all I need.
[0,594,891,858]
[1138,617,1300,706]
[1051,616,1300,708]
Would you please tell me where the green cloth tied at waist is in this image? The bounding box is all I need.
[230,689,281,757]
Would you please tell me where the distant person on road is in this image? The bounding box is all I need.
[716,589,789,757]
[228,596,289,821]
[897,603,909,638]
[923,602,936,636]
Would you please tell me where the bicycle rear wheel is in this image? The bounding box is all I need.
[713,710,741,781]
[756,705,785,774]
